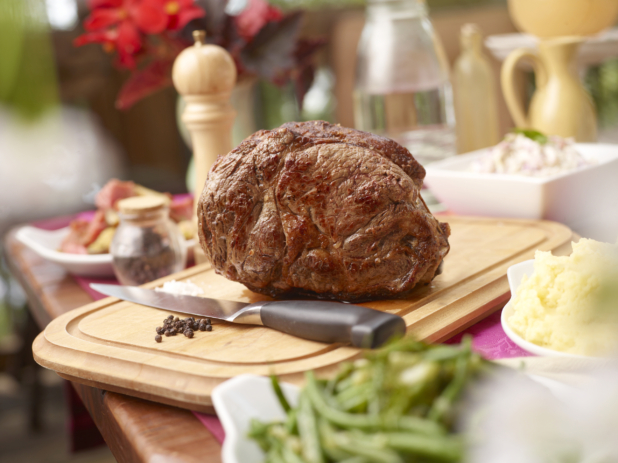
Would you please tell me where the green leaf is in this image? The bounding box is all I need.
[512,128,549,144]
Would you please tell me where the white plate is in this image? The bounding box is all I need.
[501,260,590,358]
[212,374,300,463]
[213,373,576,463]
[424,143,618,242]
[16,225,196,278]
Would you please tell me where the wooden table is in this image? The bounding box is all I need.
[3,228,223,463]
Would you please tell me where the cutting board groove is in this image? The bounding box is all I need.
[33,216,574,412]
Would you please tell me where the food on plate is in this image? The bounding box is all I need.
[60,179,194,255]
[86,227,115,254]
[198,121,450,302]
[249,337,488,463]
[470,129,593,176]
[508,238,618,356]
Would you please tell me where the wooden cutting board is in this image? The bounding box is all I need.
[33,216,574,412]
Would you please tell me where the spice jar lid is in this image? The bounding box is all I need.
[117,196,167,215]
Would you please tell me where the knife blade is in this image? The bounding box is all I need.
[90,283,406,348]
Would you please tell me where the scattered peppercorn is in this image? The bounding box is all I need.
[154,314,215,341]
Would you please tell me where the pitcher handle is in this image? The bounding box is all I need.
[501,48,547,128]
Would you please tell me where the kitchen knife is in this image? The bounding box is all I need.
[90,284,406,348]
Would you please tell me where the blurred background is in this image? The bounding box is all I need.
[0,0,617,461]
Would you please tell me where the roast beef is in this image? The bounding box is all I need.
[198,121,450,302]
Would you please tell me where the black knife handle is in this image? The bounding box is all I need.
[259,301,406,349]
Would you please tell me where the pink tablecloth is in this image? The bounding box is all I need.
[33,212,531,446]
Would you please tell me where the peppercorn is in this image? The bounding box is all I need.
[205,325,212,332]
[198,324,206,331]
[156,326,164,335]
[155,334,162,342]
[184,329,194,338]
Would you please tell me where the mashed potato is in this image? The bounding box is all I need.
[509,238,618,356]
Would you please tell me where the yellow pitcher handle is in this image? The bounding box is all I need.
[501,48,547,128]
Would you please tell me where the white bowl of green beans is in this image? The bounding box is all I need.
[213,338,485,463]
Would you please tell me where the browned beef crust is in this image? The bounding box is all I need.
[198,121,450,302]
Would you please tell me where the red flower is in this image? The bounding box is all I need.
[75,0,205,70]
[143,0,205,31]
[75,21,142,68]
[84,0,168,34]
[234,0,283,41]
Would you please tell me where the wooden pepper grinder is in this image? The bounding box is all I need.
[172,30,237,264]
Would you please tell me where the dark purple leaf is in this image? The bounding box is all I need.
[195,0,228,36]
[239,12,303,83]
[292,37,326,108]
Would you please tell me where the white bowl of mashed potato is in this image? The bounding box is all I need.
[501,238,618,357]
[424,141,618,242]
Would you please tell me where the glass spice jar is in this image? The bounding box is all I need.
[111,196,187,286]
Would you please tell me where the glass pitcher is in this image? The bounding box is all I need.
[354,0,456,167]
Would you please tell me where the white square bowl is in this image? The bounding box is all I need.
[424,143,618,242]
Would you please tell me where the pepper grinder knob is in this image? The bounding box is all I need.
[172,30,237,264]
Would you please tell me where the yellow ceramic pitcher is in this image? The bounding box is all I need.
[501,36,597,142]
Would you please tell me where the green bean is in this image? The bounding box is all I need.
[285,408,298,434]
[248,419,272,451]
[271,374,292,413]
[329,431,404,463]
[421,346,467,363]
[305,371,445,436]
[326,362,354,395]
[281,443,309,463]
[336,382,372,412]
[365,338,426,362]
[265,446,286,463]
[336,368,371,394]
[382,382,425,419]
[428,349,471,423]
[338,458,371,463]
[385,432,463,461]
[385,351,422,370]
[318,418,356,462]
[297,391,325,463]
[367,360,386,415]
